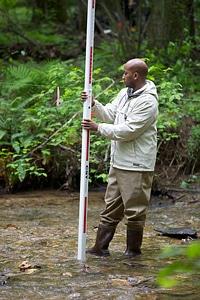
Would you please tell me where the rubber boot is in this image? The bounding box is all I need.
[124,229,143,258]
[86,224,115,257]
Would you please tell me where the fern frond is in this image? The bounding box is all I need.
[8,65,31,79]
[10,95,37,110]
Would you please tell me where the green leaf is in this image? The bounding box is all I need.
[0,130,7,139]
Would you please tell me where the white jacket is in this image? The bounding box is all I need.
[92,80,159,171]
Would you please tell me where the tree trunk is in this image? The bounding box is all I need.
[147,0,195,49]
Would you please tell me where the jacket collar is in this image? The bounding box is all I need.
[127,84,147,98]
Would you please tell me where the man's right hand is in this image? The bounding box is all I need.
[81,91,95,106]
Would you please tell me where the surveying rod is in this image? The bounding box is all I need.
[78,0,96,261]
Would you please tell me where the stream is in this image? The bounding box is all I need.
[0,188,200,299]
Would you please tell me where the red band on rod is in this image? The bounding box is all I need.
[89,46,93,84]
[83,196,87,233]
[86,131,90,161]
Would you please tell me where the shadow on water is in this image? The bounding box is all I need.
[0,189,200,299]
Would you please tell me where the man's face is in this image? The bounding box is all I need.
[122,64,136,88]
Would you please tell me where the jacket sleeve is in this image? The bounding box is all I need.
[92,89,126,123]
[92,100,117,123]
[98,97,158,141]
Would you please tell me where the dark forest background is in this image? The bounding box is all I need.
[0,0,200,192]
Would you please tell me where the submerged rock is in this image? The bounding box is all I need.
[18,261,41,272]
[0,273,10,285]
[154,227,198,239]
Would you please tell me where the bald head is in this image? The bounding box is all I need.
[122,58,148,90]
[125,58,148,79]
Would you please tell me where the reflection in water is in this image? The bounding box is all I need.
[0,190,199,299]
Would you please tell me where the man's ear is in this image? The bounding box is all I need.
[133,72,139,79]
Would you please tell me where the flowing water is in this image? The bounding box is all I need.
[0,188,200,299]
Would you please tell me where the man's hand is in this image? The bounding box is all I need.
[81,91,95,106]
[81,119,98,131]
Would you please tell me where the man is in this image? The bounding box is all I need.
[81,58,158,258]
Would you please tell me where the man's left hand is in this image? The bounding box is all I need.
[81,119,98,131]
